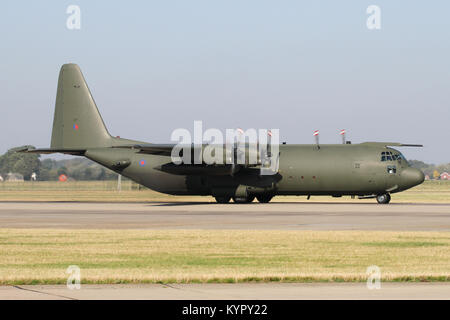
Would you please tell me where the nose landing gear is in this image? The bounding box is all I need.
[376,193,391,204]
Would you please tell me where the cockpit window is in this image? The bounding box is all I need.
[398,152,409,165]
[381,151,395,161]
[381,151,409,165]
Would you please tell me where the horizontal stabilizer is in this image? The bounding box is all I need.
[16,146,85,155]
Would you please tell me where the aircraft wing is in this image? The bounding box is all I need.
[113,144,176,156]
[15,144,173,156]
[360,142,423,147]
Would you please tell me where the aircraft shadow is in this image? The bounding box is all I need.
[149,201,446,207]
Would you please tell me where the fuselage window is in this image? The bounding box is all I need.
[387,165,397,174]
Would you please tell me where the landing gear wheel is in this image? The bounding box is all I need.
[256,195,273,203]
[215,196,231,204]
[376,193,391,204]
[232,195,255,203]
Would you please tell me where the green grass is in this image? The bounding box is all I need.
[0,180,448,203]
[361,241,447,248]
[0,229,450,284]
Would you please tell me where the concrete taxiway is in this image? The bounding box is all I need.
[0,201,449,230]
[1,283,449,300]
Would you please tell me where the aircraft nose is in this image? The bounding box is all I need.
[401,167,425,189]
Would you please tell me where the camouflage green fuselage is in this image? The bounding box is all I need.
[85,143,423,198]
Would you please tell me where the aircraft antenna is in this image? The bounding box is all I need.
[340,129,346,144]
[313,130,320,149]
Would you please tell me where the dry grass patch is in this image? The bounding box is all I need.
[0,229,449,284]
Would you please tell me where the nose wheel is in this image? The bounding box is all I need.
[376,193,391,204]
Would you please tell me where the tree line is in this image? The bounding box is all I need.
[408,160,450,179]
[0,146,118,181]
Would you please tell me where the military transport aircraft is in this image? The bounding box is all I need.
[19,64,424,204]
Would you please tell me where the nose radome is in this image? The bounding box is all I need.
[401,167,425,188]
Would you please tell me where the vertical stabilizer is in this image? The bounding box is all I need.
[51,64,112,149]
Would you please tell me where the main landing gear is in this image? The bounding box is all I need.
[232,195,255,203]
[214,194,274,204]
[376,193,391,204]
[214,196,232,203]
[256,194,273,203]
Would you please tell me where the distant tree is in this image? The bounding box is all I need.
[41,159,55,170]
[84,167,93,180]
[57,166,68,176]
[104,170,118,180]
[0,146,41,180]
[37,158,58,181]
[433,170,440,180]
[408,160,430,170]
[436,163,450,173]
[38,168,52,181]
[97,167,106,180]
[408,159,442,178]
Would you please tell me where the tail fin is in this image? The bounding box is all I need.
[50,64,113,149]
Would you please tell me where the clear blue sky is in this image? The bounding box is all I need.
[1,1,449,163]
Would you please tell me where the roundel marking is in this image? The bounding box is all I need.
[139,159,146,167]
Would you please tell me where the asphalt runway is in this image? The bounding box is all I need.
[1,283,449,300]
[0,202,449,230]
